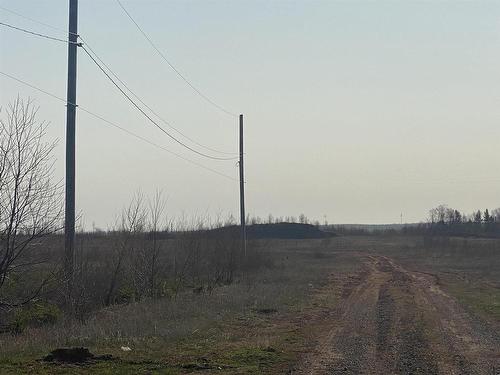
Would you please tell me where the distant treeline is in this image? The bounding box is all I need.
[247,213,323,227]
[324,205,500,238]
[427,204,500,225]
[415,204,500,237]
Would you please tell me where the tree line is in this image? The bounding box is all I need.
[421,204,500,237]
[428,204,500,225]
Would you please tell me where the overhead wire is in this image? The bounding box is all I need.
[79,38,238,156]
[0,5,238,156]
[78,109,238,181]
[0,8,241,169]
[0,20,78,44]
[115,0,238,118]
[0,70,67,102]
[0,4,75,36]
[80,45,238,161]
[0,70,238,182]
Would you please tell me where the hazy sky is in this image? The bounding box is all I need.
[1,0,499,226]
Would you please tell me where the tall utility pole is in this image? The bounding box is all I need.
[65,0,78,296]
[239,114,246,257]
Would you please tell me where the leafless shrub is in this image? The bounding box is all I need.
[105,191,147,306]
[0,97,62,309]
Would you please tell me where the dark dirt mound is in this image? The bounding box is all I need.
[256,308,278,314]
[208,223,335,240]
[43,347,112,364]
[247,223,335,239]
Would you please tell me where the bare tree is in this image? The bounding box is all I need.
[428,204,451,225]
[129,190,168,300]
[147,189,167,298]
[0,97,62,308]
[105,191,146,305]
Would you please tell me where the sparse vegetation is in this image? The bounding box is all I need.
[0,238,347,374]
[0,221,499,373]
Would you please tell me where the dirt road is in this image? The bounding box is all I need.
[292,255,500,375]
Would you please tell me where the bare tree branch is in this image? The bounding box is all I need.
[0,97,63,307]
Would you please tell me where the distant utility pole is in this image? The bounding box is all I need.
[65,0,78,296]
[239,114,247,257]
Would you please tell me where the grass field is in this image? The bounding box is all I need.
[0,235,499,374]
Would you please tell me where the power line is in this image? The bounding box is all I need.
[0,70,238,182]
[80,38,237,156]
[0,5,237,155]
[0,70,67,102]
[0,20,78,45]
[0,4,76,36]
[115,0,237,118]
[79,109,238,181]
[0,6,238,155]
[81,45,237,161]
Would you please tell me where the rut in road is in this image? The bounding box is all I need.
[293,255,500,375]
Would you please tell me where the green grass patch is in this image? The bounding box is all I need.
[10,303,61,334]
[0,358,180,375]
[444,279,500,322]
[223,346,282,373]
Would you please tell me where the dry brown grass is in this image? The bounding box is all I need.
[1,234,498,374]
[0,238,342,364]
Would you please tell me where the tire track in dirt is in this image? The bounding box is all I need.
[292,254,500,374]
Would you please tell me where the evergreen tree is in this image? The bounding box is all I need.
[474,210,482,224]
[484,209,491,223]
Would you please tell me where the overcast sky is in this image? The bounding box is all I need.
[1,0,499,227]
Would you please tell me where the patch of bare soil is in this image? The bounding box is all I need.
[291,254,500,374]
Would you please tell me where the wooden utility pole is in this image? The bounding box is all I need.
[239,114,246,257]
[65,0,78,295]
